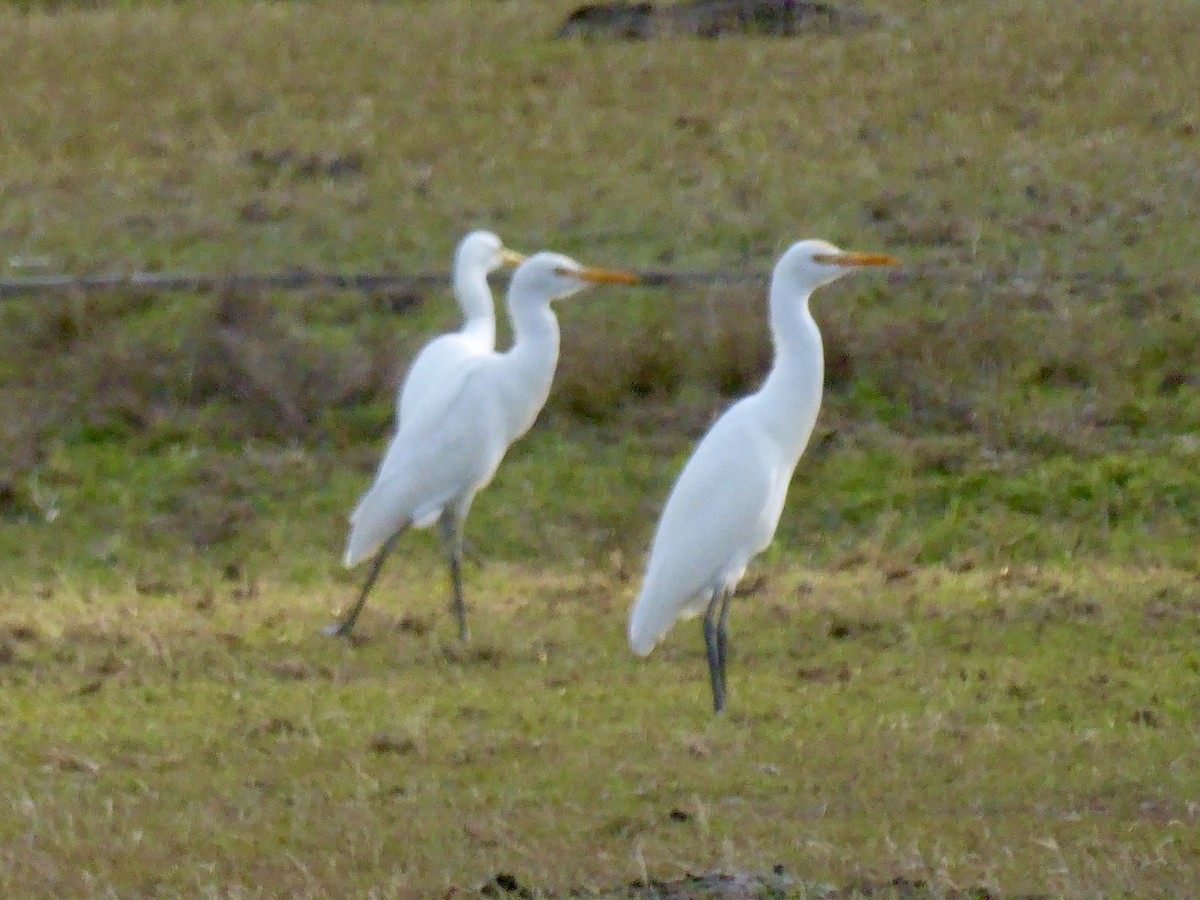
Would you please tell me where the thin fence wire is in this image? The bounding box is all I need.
[0,268,767,300]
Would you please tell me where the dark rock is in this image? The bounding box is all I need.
[479,872,533,897]
[557,2,656,39]
[556,0,876,40]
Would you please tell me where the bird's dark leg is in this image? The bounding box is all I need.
[461,537,486,570]
[439,510,469,642]
[325,532,401,638]
[703,590,726,714]
[716,588,733,693]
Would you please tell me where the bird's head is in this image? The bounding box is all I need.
[775,239,898,292]
[510,252,639,303]
[457,230,526,275]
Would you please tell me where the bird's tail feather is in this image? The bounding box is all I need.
[629,582,713,656]
[344,512,408,568]
[628,592,673,657]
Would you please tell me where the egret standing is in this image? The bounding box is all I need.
[329,253,638,640]
[628,239,897,713]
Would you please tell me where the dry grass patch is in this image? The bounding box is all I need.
[2,563,1199,894]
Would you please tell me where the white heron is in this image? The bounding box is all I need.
[395,230,524,424]
[328,252,639,640]
[627,239,898,713]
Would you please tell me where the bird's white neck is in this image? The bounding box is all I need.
[453,267,497,349]
[498,293,560,439]
[755,285,824,462]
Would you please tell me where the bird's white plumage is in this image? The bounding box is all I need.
[628,240,897,694]
[345,358,504,565]
[344,251,635,569]
[393,230,511,425]
[629,401,792,654]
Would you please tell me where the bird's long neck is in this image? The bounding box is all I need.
[453,267,496,349]
[756,284,824,463]
[499,293,560,439]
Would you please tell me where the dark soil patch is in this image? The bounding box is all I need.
[555,0,876,40]
[475,869,1051,898]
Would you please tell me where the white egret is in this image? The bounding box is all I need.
[396,230,524,424]
[627,239,898,713]
[328,252,639,640]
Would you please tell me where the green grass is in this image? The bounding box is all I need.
[3,563,1199,894]
[1,0,1199,894]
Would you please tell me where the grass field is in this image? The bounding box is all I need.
[1,0,1199,895]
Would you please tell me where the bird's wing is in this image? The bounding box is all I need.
[344,358,507,566]
[354,358,459,529]
[395,333,487,424]
[629,402,791,655]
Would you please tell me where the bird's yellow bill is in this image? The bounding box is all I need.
[814,251,900,267]
[573,266,640,285]
[499,249,527,266]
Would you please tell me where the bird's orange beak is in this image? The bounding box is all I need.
[571,266,640,285]
[813,251,899,267]
[498,249,527,266]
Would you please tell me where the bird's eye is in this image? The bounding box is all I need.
[553,266,570,276]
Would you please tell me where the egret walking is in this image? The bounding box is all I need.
[627,239,897,713]
[329,252,638,640]
[396,230,524,423]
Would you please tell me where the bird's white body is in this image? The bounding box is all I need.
[628,256,824,656]
[627,239,896,711]
[345,276,560,566]
[393,231,509,425]
[333,251,637,641]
